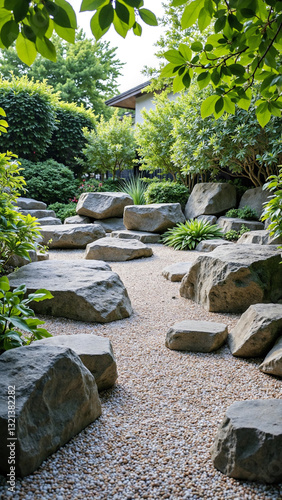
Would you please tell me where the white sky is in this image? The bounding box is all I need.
[73,1,165,93]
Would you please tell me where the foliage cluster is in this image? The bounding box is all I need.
[20,158,78,205]
[162,219,223,250]
[261,168,282,241]
[144,180,189,209]
[0,276,52,354]
[224,225,250,241]
[119,176,147,205]
[47,202,77,223]
[225,206,259,220]
[77,177,120,196]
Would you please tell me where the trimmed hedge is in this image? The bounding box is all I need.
[144,181,189,209]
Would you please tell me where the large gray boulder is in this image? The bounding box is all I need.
[16,197,47,210]
[111,230,161,243]
[95,217,126,233]
[211,399,282,483]
[180,244,282,313]
[259,336,282,377]
[85,237,153,262]
[162,262,193,282]
[7,250,37,268]
[65,215,93,225]
[36,334,118,391]
[8,260,132,323]
[39,224,106,249]
[38,217,62,226]
[76,192,133,219]
[165,320,228,352]
[123,203,185,233]
[195,239,231,252]
[0,344,101,477]
[19,209,57,219]
[239,187,271,218]
[185,183,236,219]
[217,217,264,233]
[228,303,282,357]
[237,230,282,246]
[197,215,218,225]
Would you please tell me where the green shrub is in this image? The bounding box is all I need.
[261,168,282,241]
[48,202,77,222]
[162,219,223,250]
[119,176,147,205]
[0,276,53,353]
[224,225,250,241]
[20,159,78,205]
[0,76,57,161]
[144,181,189,209]
[225,206,258,220]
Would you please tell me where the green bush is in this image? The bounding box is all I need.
[20,159,78,205]
[261,168,282,241]
[48,202,77,222]
[224,225,250,241]
[144,181,189,209]
[162,219,223,250]
[45,102,96,176]
[0,76,57,161]
[77,177,120,197]
[225,206,258,220]
[119,176,147,205]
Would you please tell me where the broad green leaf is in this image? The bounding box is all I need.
[160,62,179,78]
[214,15,226,33]
[228,13,243,31]
[1,19,19,47]
[55,0,77,28]
[256,107,271,127]
[191,41,203,52]
[181,0,204,29]
[28,289,54,302]
[12,0,29,23]
[133,21,142,36]
[80,0,108,12]
[172,0,187,5]
[22,23,36,42]
[178,43,192,60]
[0,119,8,127]
[201,94,218,118]
[36,36,56,62]
[116,0,130,25]
[8,316,34,333]
[99,2,114,30]
[197,71,211,89]
[113,11,129,37]
[228,63,246,77]
[173,73,185,93]
[123,0,143,7]
[164,49,185,65]
[198,7,212,32]
[54,23,75,43]
[16,32,37,66]
[215,96,224,114]
[182,71,191,88]
[29,10,49,37]
[138,8,157,26]
[0,276,9,291]
[237,96,251,111]
[223,95,235,114]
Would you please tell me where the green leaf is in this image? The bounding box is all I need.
[1,19,19,48]
[0,276,10,292]
[138,8,158,26]
[256,107,271,128]
[55,0,77,28]
[198,7,212,32]
[29,10,49,37]
[116,0,129,24]
[215,96,224,114]
[178,43,192,60]
[214,15,226,33]
[228,13,243,31]
[160,62,179,78]
[197,71,211,89]
[80,0,107,12]
[36,36,56,62]
[164,49,185,65]
[173,73,185,93]
[182,71,191,88]
[191,41,203,52]
[133,21,142,36]
[54,23,75,43]
[99,3,114,30]
[181,0,204,29]
[223,95,235,114]
[22,24,36,42]
[228,63,245,77]
[90,10,110,39]
[8,316,34,333]
[113,11,129,37]
[12,0,29,23]
[201,94,218,118]
[123,0,143,7]
[172,0,187,5]
[16,32,37,66]
[28,289,54,302]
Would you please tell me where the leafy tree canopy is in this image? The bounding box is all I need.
[0,30,123,116]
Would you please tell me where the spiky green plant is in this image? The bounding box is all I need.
[119,176,147,205]
[162,219,223,250]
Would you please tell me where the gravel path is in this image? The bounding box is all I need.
[0,244,281,500]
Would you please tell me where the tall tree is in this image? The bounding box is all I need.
[0,30,123,116]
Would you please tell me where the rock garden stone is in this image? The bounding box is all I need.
[124,203,185,233]
[228,303,282,357]
[39,224,106,249]
[65,215,93,224]
[8,260,132,323]
[19,209,57,219]
[111,230,161,243]
[162,262,192,282]
[7,250,37,268]
[37,334,118,391]
[16,197,47,210]
[94,217,126,233]
[239,186,271,218]
[0,344,101,478]
[259,336,282,377]
[38,217,62,225]
[165,320,228,352]
[217,217,264,233]
[180,244,282,313]
[185,183,236,219]
[85,237,153,261]
[196,215,218,225]
[211,399,282,483]
[237,230,282,245]
[37,251,49,261]
[195,239,231,252]
[76,192,133,219]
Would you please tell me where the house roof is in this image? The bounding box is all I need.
[105,80,151,110]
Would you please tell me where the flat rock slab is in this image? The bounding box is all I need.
[239,186,271,218]
[162,262,193,282]
[211,399,282,483]
[165,320,228,352]
[259,336,282,377]
[65,215,93,224]
[39,224,106,249]
[195,239,231,252]
[237,230,282,246]
[37,334,118,391]
[76,192,133,219]
[124,203,185,233]
[228,303,282,357]
[217,217,264,233]
[16,197,47,210]
[94,218,126,233]
[38,217,62,225]
[185,183,236,219]
[20,209,57,219]
[8,260,132,323]
[180,244,282,313]
[111,230,161,243]
[0,344,101,477]
[85,237,153,262]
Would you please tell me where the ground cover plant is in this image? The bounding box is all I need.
[224,225,250,242]
[48,202,77,223]
[162,219,223,250]
[225,206,259,220]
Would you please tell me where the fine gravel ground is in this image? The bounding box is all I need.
[0,244,281,500]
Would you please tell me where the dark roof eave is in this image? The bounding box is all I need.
[105,80,151,109]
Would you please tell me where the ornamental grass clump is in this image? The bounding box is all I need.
[162,219,223,250]
[119,176,147,205]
